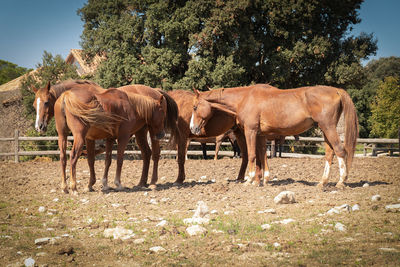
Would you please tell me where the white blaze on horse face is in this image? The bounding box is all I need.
[322,161,331,179]
[189,113,195,132]
[35,97,41,131]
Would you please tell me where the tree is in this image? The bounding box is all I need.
[349,57,400,137]
[78,0,376,90]
[369,77,400,138]
[0,59,28,85]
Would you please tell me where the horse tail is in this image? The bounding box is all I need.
[158,89,180,147]
[61,91,125,136]
[339,89,359,168]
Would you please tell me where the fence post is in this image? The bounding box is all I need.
[14,129,19,163]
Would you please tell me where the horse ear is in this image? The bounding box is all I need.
[32,86,38,93]
[45,81,51,92]
[193,88,200,98]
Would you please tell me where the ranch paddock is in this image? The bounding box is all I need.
[0,157,399,266]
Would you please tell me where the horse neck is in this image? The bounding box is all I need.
[202,87,248,112]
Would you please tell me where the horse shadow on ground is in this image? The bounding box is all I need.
[99,178,391,194]
[100,180,215,193]
[266,178,391,189]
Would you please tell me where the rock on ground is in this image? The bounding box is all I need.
[274,191,295,204]
[186,225,207,236]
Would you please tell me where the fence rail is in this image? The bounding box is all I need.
[0,130,398,162]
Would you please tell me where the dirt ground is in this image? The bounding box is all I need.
[0,156,399,266]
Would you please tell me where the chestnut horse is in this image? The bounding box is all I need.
[168,89,268,184]
[33,80,166,194]
[113,84,179,188]
[190,85,358,188]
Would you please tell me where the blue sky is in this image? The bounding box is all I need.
[0,0,399,69]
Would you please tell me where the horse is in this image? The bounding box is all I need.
[190,85,358,188]
[168,88,269,184]
[32,80,166,194]
[114,84,179,188]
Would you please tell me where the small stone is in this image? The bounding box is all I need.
[52,198,59,202]
[149,199,158,204]
[103,227,135,240]
[34,237,51,245]
[186,225,207,236]
[50,189,57,193]
[149,246,166,253]
[379,247,398,252]
[38,206,46,213]
[273,242,281,248]
[183,217,210,225]
[363,183,369,187]
[261,223,271,230]
[258,208,276,214]
[371,195,381,202]
[193,201,209,218]
[57,246,74,255]
[210,209,218,214]
[160,197,170,203]
[133,238,145,244]
[24,257,35,267]
[335,222,346,232]
[156,220,168,227]
[272,218,295,225]
[352,204,360,211]
[274,191,295,204]
[385,203,400,212]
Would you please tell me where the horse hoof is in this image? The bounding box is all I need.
[85,187,95,193]
[115,185,124,191]
[336,183,346,189]
[317,182,327,189]
[62,188,69,194]
[149,184,157,190]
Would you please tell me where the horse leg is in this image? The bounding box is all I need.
[113,134,130,191]
[57,132,68,194]
[174,138,188,184]
[318,141,335,188]
[319,125,347,189]
[257,136,270,186]
[101,138,114,191]
[244,128,257,185]
[149,133,161,189]
[135,128,151,187]
[69,132,86,195]
[85,138,96,192]
[214,138,222,160]
[201,143,207,159]
[233,128,248,181]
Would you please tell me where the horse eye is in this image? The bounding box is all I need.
[44,102,49,107]
[193,106,197,111]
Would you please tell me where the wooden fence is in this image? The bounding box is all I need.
[0,130,398,163]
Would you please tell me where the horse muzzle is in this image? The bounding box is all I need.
[190,126,202,135]
[35,122,47,134]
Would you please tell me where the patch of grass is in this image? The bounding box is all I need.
[0,201,9,209]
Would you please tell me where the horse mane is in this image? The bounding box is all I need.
[61,90,125,136]
[50,80,101,99]
[124,92,159,123]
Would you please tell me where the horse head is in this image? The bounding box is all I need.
[190,89,213,135]
[148,95,167,140]
[32,81,55,133]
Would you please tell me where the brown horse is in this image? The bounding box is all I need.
[111,84,179,188]
[32,80,166,194]
[168,89,262,184]
[190,85,358,188]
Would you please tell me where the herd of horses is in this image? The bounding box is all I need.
[32,80,358,194]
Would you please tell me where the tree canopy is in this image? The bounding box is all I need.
[0,59,28,85]
[78,0,376,90]
[369,76,400,138]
